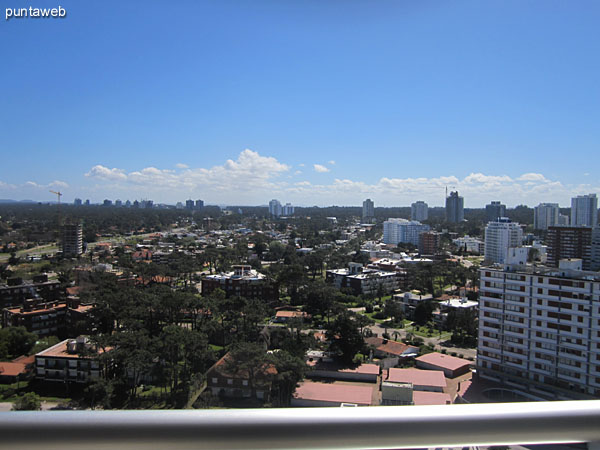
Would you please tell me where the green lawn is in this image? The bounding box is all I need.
[405,324,451,340]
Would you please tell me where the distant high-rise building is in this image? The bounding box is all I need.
[186,199,195,210]
[282,203,294,216]
[484,218,523,264]
[195,200,204,210]
[62,223,83,257]
[445,191,464,223]
[411,201,428,222]
[73,198,82,206]
[269,199,282,217]
[571,194,598,227]
[485,201,506,223]
[103,199,112,207]
[533,203,560,230]
[125,200,131,207]
[84,199,90,206]
[558,214,570,226]
[362,199,374,223]
[115,199,122,207]
[383,219,430,246]
[546,226,592,270]
[591,226,600,271]
[418,231,439,255]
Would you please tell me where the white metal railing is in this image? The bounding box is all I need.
[0,400,599,450]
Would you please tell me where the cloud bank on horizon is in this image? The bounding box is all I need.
[1,149,597,207]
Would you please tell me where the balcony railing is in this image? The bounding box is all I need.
[1,400,599,450]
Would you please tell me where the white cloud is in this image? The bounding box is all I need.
[0,181,16,189]
[85,165,127,181]
[79,153,598,207]
[518,173,548,182]
[328,160,336,165]
[175,163,189,169]
[84,149,290,201]
[49,180,69,189]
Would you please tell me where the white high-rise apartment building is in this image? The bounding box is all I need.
[282,203,294,216]
[534,203,560,230]
[478,261,600,400]
[411,201,428,222]
[383,218,430,246]
[362,199,374,222]
[571,194,598,227]
[269,199,282,217]
[484,218,523,264]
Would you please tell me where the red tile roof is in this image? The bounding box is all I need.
[0,362,29,377]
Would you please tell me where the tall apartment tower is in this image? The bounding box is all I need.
[484,218,523,264]
[534,203,560,230]
[571,194,598,227]
[411,201,428,222]
[195,200,204,210]
[62,223,83,256]
[486,201,506,223]
[269,199,282,218]
[478,262,600,400]
[445,191,464,223]
[362,199,375,223]
[282,203,294,216]
[546,226,592,270]
[591,227,600,271]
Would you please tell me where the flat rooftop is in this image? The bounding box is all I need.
[386,368,447,389]
[293,381,374,406]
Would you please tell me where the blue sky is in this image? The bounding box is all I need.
[1,0,599,207]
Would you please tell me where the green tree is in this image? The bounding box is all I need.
[0,327,37,359]
[12,392,41,411]
[326,313,364,364]
[224,342,272,399]
[414,301,435,326]
[268,351,307,406]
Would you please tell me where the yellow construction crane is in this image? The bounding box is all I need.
[49,190,63,246]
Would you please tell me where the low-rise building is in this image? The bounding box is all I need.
[291,380,374,407]
[326,263,404,296]
[0,275,62,309]
[35,336,104,384]
[202,265,279,301]
[415,352,471,378]
[392,292,434,319]
[0,355,34,384]
[385,368,447,392]
[453,236,485,255]
[206,352,277,401]
[2,298,94,338]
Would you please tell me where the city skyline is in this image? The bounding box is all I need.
[2,1,599,206]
